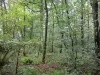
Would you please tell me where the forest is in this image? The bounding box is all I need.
[0,0,100,75]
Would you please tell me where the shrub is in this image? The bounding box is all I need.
[21,57,33,65]
[18,66,38,75]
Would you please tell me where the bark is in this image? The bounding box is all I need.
[74,18,78,69]
[15,51,20,75]
[91,0,100,75]
[74,32,77,69]
[92,0,100,55]
[87,7,90,43]
[51,16,54,52]
[23,6,26,56]
[30,21,33,39]
[60,32,64,53]
[42,0,48,63]
[81,0,84,47]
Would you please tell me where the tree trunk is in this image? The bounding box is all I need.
[92,0,100,75]
[81,0,84,47]
[87,6,90,43]
[30,21,33,39]
[51,15,54,52]
[42,0,48,63]
[15,51,20,75]
[60,32,64,53]
[23,6,26,56]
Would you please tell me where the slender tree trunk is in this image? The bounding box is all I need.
[51,15,54,52]
[74,17,78,69]
[60,32,64,53]
[91,0,100,75]
[92,0,100,56]
[81,0,84,47]
[42,0,48,63]
[74,32,77,69]
[69,33,74,52]
[87,8,90,43]
[23,6,26,56]
[30,21,33,39]
[15,51,20,75]
[87,4,90,52]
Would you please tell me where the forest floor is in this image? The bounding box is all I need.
[24,63,61,73]
[2,53,95,75]
[20,57,94,75]
[20,61,94,75]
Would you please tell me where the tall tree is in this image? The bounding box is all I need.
[51,13,54,52]
[91,0,100,74]
[87,0,90,43]
[80,0,84,47]
[42,0,48,63]
[23,6,26,56]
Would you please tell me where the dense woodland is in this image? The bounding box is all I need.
[0,0,100,75]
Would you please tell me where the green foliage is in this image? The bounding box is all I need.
[41,70,63,75]
[20,55,42,65]
[18,66,38,75]
[30,55,42,64]
[21,57,33,65]
[50,70,63,75]
[0,0,96,74]
[49,53,67,64]
[0,40,15,69]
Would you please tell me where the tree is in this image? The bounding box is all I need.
[80,0,84,47]
[42,0,48,63]
[91,0,100,75]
